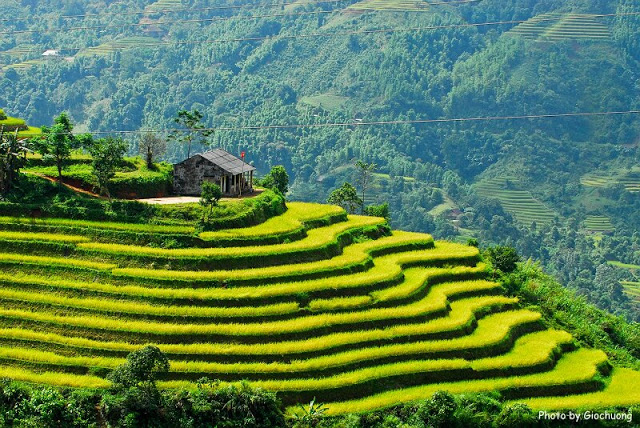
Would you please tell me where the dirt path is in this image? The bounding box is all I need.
[137,189,265,205]
[26,172,105,199]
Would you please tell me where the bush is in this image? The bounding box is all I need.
[486,246,520,273]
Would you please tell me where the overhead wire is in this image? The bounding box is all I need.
[0,0,483,25]
[5,11,639,54]
[26,110,640,136]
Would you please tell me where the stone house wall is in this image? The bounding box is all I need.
[173,155,228,196]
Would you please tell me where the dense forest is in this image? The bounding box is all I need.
[1,0,639,319]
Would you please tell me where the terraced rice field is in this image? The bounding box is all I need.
[77,37,159,58]
[347,0,429,11]
[621,282,640,304]
[509,13,611,42]
[145,0,183,13]
[0,201,637,414]
[2,59,45,72]
[581,170,640,193]
[584,215,614,233]
[475,176,557,227]
[0,116,41,138]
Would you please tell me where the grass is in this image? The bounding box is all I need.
[0,328,569,380]
[77,37,159,58]
[621,281,640,303]
[584,215,614,233]
[112,231,437,285]
[145,0,183,13]
[0,206,636,412]
[76,215,385,259]
[0,231,90,243]
[509,13,611,42]
[0,233,437,300]
[319,348,608,415]
[0,216,195,234]
[299,94,350,111]
[0,253,116,271]
[475,176,557,226]
[347,0,430,11]
[199,202,345,240]
[0,284,510,338]
[581,167,640,193]
[608,261,640,270]
[0,286,301,319]
[518,368,640,410]
[0,305,530,364]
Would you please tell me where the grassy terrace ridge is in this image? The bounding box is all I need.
[75,215,385,257]
[508,13,611,42]
[0,216,195,234]
[346,0,429,11]
[584,215,614,233]
[0,248,478,303]
[0,307,535,359]
[198,202,346,241]
[621,281,640,303]
[474,176,557,226]
[318,349,608,415]
[581,169,640,193]
[0,285,512,339]
[0,232,438,293]
[0,202,638,413]
[0,328,570,378]
[517,368,640,410]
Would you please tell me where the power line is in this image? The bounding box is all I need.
[0,0,349,23]
[0,10,337,35]
[9,11,639,55]
[29,110,640,137]
[0,0,482,25]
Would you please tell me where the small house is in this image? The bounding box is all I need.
[173,149,255,196]
[42,50,61,60]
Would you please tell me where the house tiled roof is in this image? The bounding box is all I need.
[197,149,255,175]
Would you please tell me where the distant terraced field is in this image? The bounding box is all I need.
[77,37,159,58]
[581,169,640,193]
[145,0,183,13]
[584,215,614,233]
[0,114,41,138]
[346,0,429,11]
[0,200,637,414]
[622,282,640,304]
[509,13,611,42]
[475,176,557,227]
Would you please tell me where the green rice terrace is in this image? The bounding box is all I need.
[622,282,640,304]
[77,37,160,58]
[581,168,640,193]
[346,0,429,12]
[0,110,41,138]
[0,199,638,415]
[508,13,611,42]
[474,176,557,227]
[584,215,615,234]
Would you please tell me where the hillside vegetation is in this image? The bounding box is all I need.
[1,0,639,322]
[0,200,637,419]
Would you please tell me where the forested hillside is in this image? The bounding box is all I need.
[1,0,639,319]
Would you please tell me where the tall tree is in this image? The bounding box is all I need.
[328,182,363,214]
[168,110,212,160]
[138,132,166,169]
[355,160,377,214]
[262,165,289,194]
[0,128,29,194]
[32,113,92,181]
[89,137,127,199]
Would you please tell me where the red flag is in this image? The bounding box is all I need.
[241,151,246,158]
